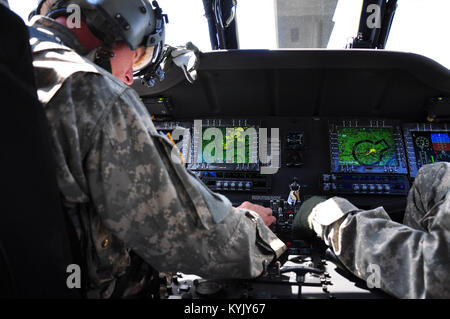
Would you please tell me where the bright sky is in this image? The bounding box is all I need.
[386,0,450,70]
[328,0,363,48]
[8,0,450,69]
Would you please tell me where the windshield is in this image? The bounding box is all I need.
[385,0,450,69]
[237,0,363,50]
[8,0,450,69]
[237,0,449,69]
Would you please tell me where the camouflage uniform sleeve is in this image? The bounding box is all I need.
[310,176,450,298]
[85,87,286,280]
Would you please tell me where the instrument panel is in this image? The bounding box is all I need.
[139,49,450,300]
[154,117,447,299]
[155,118,450,206]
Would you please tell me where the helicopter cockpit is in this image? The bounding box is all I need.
[3,0,450,301]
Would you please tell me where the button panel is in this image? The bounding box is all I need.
[321,173,410,196]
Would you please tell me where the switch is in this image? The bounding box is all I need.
[288,214,294,223]
[271,200,279,211]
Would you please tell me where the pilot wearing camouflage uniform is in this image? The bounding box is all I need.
[294,162,450,298]
[28,0,285,298]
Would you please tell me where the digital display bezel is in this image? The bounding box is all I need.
[403,123,450,178]
[336,127,399,167]
[329,120,408,174]
[187,119,261,172]
[197,126,254,165]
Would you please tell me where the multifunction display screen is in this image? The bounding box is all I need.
[411,131,450,168]
[336,127,399,167]
[198,127,254,164]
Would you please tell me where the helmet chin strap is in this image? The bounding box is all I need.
[93,43,115,73]
[92,31,116,73]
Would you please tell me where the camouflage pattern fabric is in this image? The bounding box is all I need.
[312,162,450,298]
[29,16,286,298]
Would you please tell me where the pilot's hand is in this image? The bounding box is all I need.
[292,196,327,239]
[237,201,276,227]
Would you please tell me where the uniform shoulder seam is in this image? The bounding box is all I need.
[80,73,129,155]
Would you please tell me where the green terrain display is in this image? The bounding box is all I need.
[337,127,398,167]
[199,127,252,163]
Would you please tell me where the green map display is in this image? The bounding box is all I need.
[337,127,398,167]
[199,127,252,164]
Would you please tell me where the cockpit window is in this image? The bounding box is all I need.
[237,0,363,50]
[385,0,450,70]
[7,0,450,69]
[156,0,212,51]
[237,0,450,69]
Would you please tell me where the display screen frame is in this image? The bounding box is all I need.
[187,119,261,172]
[197,126,255,165]
[336,127,399,167]
[403,123,450,178]
[329,120,408,174]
